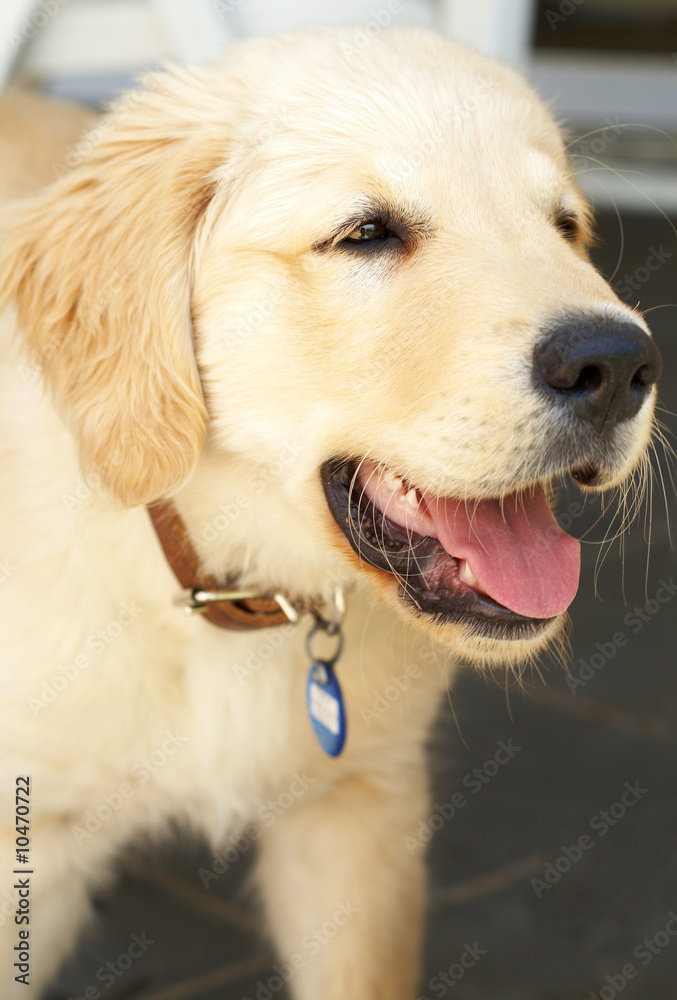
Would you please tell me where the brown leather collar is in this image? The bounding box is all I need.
[147,500,317,631]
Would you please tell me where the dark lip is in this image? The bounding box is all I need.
[320,458,555,642]
[571,462,604,488]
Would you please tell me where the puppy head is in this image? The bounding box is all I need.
[0,69,237,505]
[185,30,661,664]
[1,30,661,665]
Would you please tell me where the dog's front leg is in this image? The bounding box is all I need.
[256,764,429,1000]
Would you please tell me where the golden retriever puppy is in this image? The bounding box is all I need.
[0,28,661,1000]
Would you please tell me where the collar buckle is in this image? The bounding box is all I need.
[177,587,300,623]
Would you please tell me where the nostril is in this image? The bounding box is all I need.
[571,365,602,396]
[631,364,652,390]
[534,316,662,434]
[542,360,606,396]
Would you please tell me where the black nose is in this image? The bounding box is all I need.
[534,317,662,434]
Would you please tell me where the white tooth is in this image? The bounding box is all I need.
[382,470,403,492]
[459,559,479,588]
[403,488,419,509]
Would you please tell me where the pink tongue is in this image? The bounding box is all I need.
[423,488,580,619]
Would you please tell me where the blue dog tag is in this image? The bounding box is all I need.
[307,659,347,757]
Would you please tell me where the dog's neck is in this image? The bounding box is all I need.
[147,499,322,630]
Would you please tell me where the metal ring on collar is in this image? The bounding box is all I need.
[306,619,344,665]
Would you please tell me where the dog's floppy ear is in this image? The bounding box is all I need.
[0,69,229,506]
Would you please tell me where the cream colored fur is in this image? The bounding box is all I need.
[0,30,657,999]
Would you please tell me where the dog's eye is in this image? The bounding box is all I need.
[317,211,424,255]
[343,220,389,244]
[555,212,579,241]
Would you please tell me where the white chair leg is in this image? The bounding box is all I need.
[0,0,44,88]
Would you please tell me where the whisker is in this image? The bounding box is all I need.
[572,158,677,244]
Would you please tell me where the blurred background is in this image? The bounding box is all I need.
[2,2,676,998]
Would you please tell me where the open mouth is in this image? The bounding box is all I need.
[321,459,582,641]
